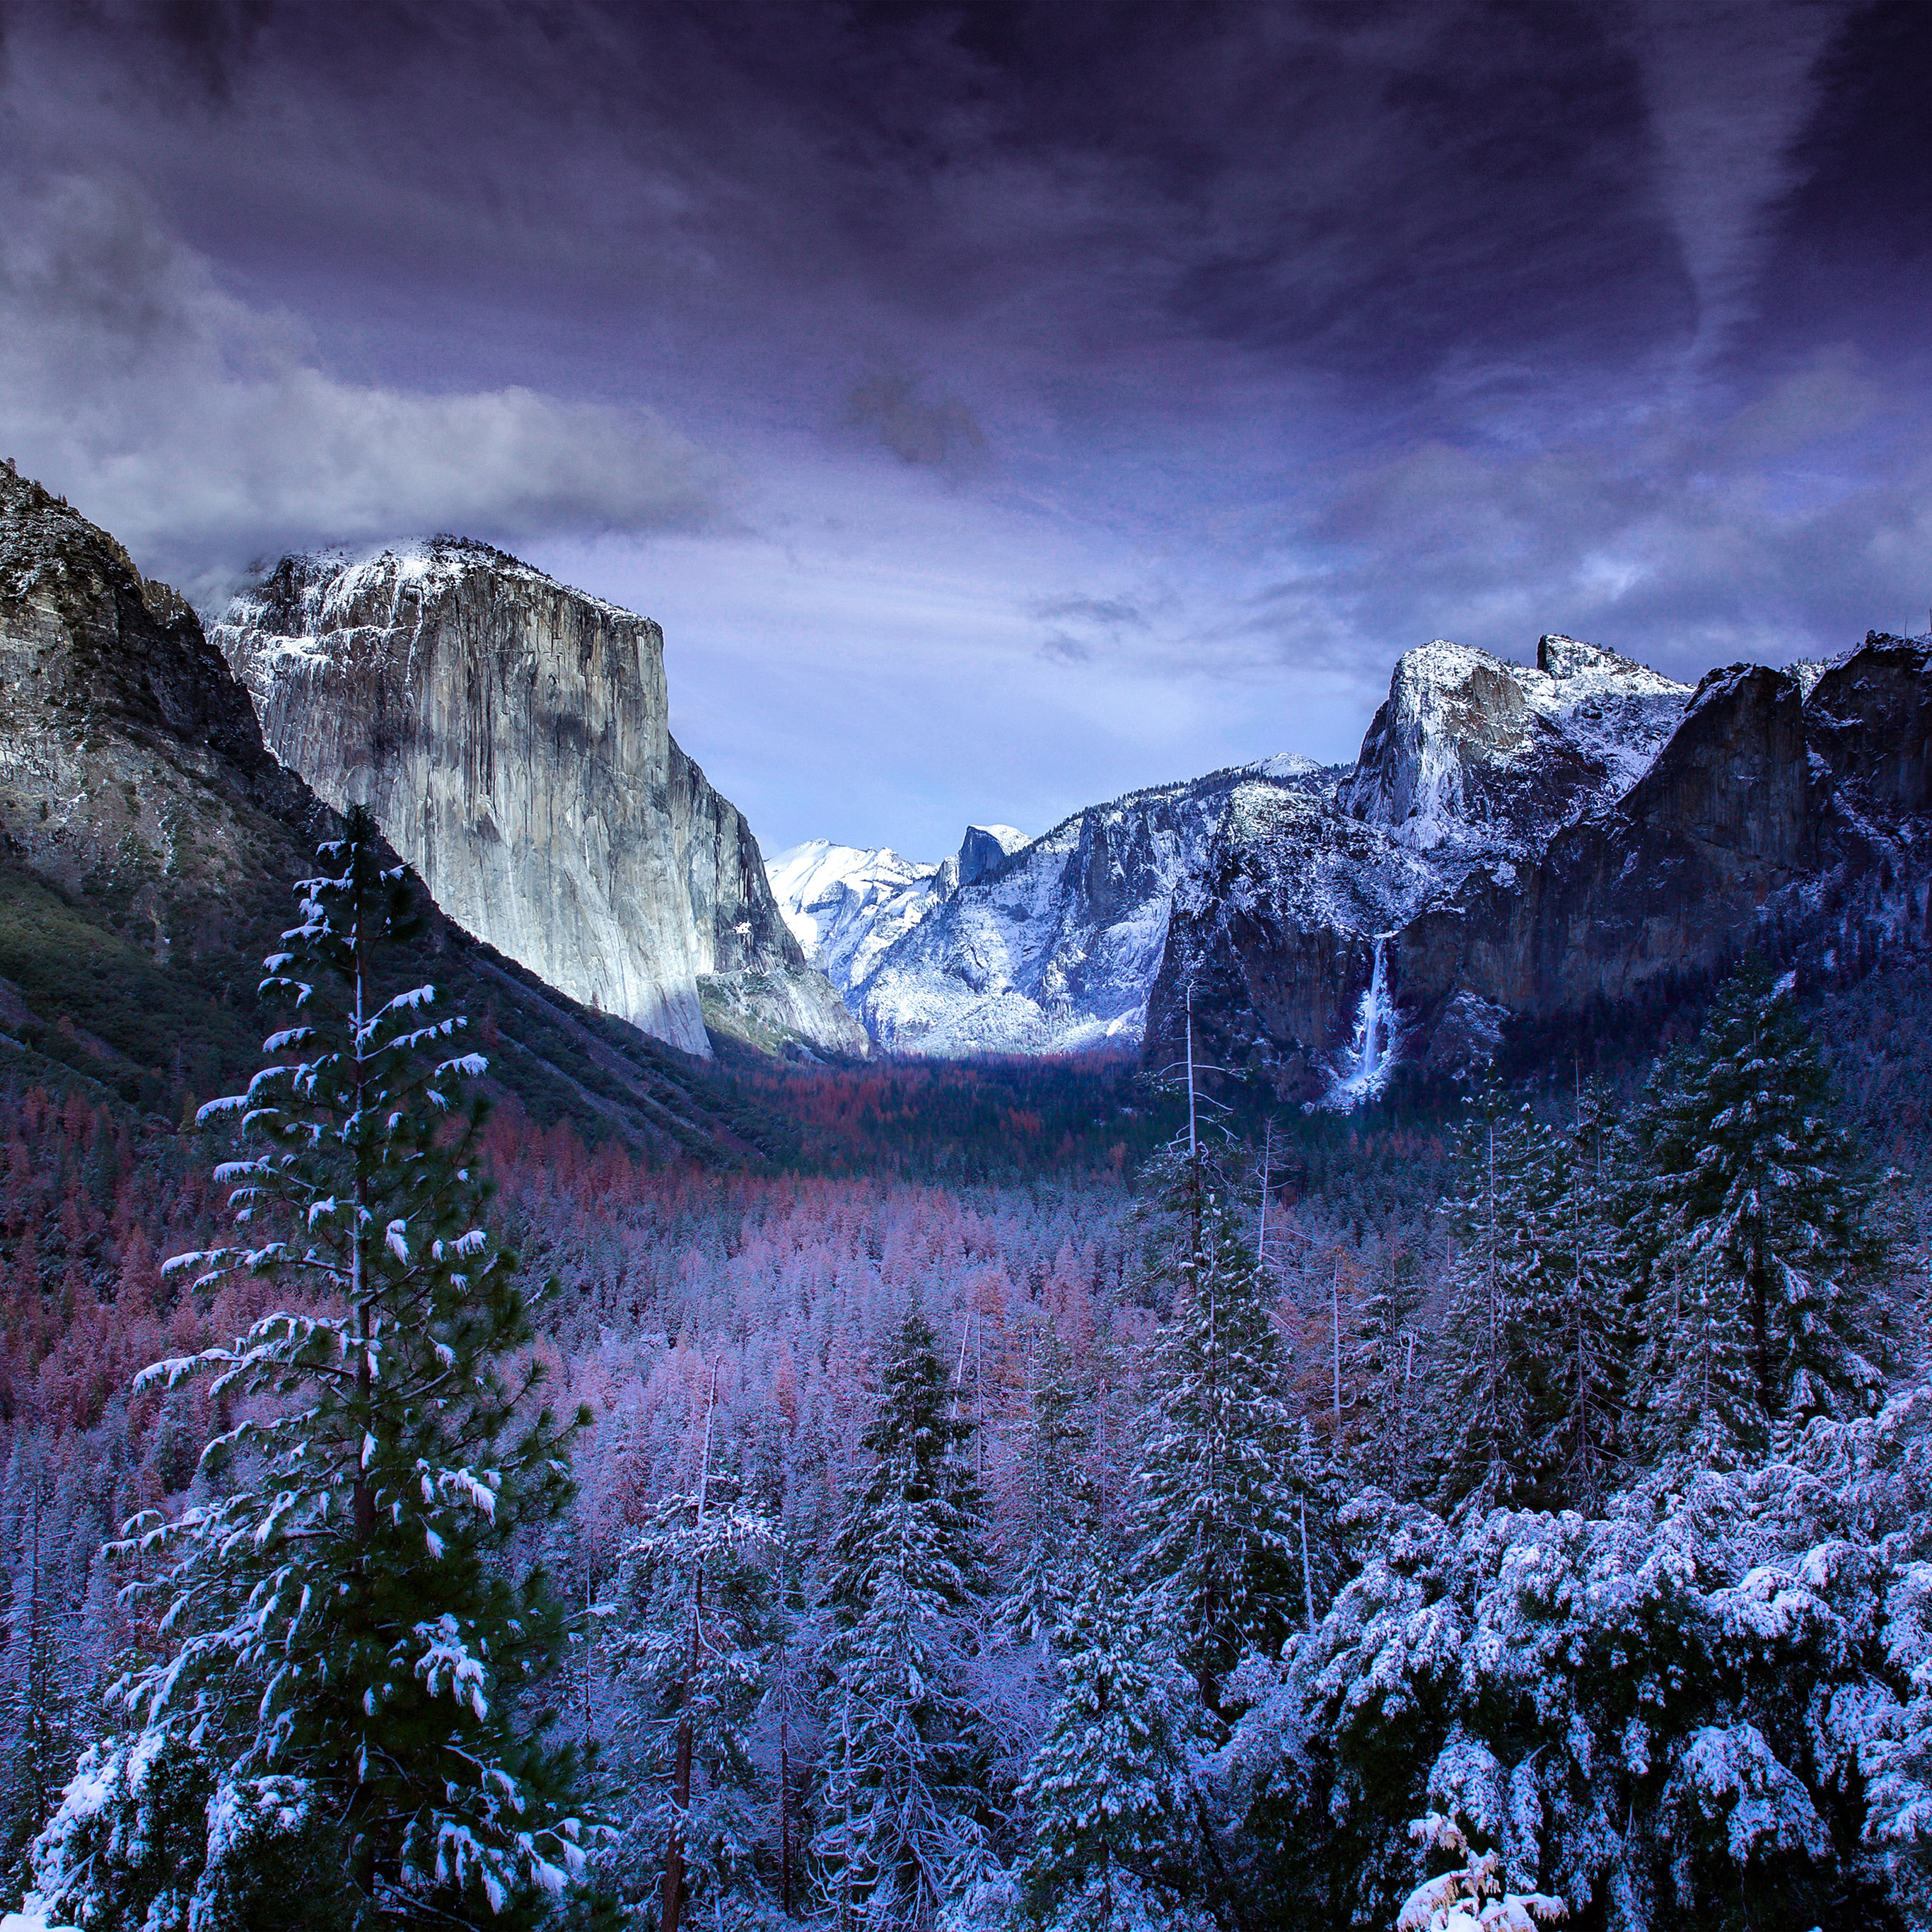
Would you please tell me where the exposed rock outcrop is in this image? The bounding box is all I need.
[1341,634,1690,849]
[212,542,866,1060]
[1151,632,1932,1100]
[0,460,786,1157]
[0,457,320,964]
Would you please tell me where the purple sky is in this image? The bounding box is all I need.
[2,0,1928,857]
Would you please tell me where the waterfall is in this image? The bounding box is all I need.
[1328,936,1396,1108]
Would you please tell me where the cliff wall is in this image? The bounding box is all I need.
[214,542,865,1059]
[0,460,784,1156]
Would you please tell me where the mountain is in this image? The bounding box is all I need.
[838,767,1322,1056]
[1151,631,1932,1101]
[765,822,1035,1006]
[211,542,866,1062]
[767,839,943,991]
[0,458,786,1160]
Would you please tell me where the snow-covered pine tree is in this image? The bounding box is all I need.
[1517,1079,1627,1512]
[610,1371,781,1930]
[1016,1538,1210,1932]
[41,808,594,1928]
[815,1308,990,1930]
[1433,1092,1605,1514]
[1627,958,1886,1452]
[1128,1148,1298,1716]
[1637,1252,1764,1470]
[0,1431,82,1876]
[996,1329,1090,1651]
[1345,1240,1426,1495]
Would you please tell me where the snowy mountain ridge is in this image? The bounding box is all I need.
[770,627,1932,1099]
[1339,634,1691,852]
[1158,629,1932,1103]
[767,839,943,992]
[775,758,1347,1059]
[779,633,1689,1070]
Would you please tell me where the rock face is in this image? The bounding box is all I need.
[767,839,944,994]
[849,772,1313,1056]
[0,460,785,1158]
[0,457,320,962]
[1341,636,1690,851]
[1151,632,1932,1100]
[213,542,866,1060]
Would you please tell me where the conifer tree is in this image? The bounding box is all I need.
[997,1329,1089,1651]
[1638,1252,1764,1469]
[40,808,595,1927]
[1128,1148,1298,1714]
[814,1309,989,1930]
[613,1375,781,1930]
[1346,1241,1426,1495]
[1532,1077,1626,1510]
[1016,1539,1209,1932]
[1435,1085,1631,1513]
[1627,959,1885,1450]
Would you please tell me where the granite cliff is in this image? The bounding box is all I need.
[212,542,866,1061]
[0,459,784,1158]
[1150,631,1932,1100]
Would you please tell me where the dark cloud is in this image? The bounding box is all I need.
[0,177,730,595]
[0,0,1925,844]
[0,0,1875,405]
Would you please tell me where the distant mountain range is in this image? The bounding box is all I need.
[7,452,1927,1115]
[773,630,1932,1103]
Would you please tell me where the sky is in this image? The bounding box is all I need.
[1,0,1929,859]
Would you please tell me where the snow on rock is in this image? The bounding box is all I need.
[844,637,1687,1073]
[857,763,1317,1057]
[213,540,866,1061]
[1153,636,1701,1104]
[767,839,945,996]
[1342,634,1690,853]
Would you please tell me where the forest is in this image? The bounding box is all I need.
[1,817,1930,1931]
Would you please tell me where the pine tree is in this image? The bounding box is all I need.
[1627,959,1885,1453]
[1432,1086,1629,1515]
[0,1431,81,1875]
[997,1329,1089,1651]
[1016,1540,1209,1932]
[1530,1077,1627,1511]
[43,809,595,1927]
[613,1372,781,1930]
[814,1309,989,1930]
[1128,1148,1298,1715]
[1346,1240,1426,1495]
[1638,1252,1764,1470]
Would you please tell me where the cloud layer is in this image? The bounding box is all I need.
[0,178,726,595]
[1,0,1927,847]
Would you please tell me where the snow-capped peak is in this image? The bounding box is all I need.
[1340,634,1691,852]
[765,839,945,999]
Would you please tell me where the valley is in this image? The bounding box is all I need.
[4,456,1932,1930]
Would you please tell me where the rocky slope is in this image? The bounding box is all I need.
[0,459,785,1159]
[766,822,1033,1008]
[1152,631,1932,1101]
[840,767,1320,1056]
[212,542,865,1061]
